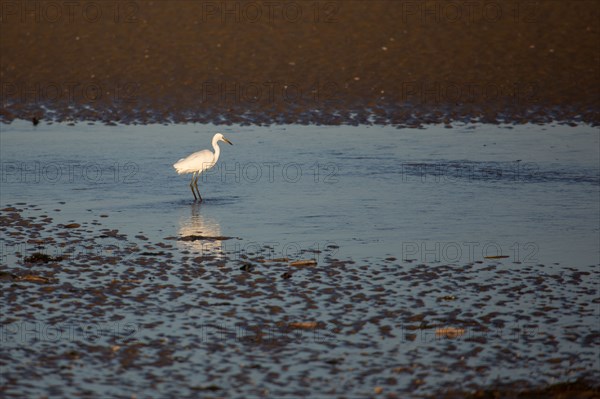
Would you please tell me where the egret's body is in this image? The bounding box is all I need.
[174,133,233,201]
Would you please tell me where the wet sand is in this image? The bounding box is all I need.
[1,204,598,398]
[1,0,599,126]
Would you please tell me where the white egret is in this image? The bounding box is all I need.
[173,133,233,201]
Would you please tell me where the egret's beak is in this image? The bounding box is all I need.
[223,138,233,145]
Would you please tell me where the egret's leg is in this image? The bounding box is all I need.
[189,173,198,201]
[194,174,203,202]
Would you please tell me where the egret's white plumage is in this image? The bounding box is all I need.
[174,133,233,201]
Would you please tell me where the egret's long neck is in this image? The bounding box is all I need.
[212,137,221,163]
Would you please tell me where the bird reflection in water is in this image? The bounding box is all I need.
[177,203,226,258]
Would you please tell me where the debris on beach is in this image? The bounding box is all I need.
[289,259,317,267]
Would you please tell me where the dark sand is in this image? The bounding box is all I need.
[1,0,599,126]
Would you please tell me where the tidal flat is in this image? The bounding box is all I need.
[1,121,598,398]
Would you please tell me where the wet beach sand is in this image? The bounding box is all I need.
[1,0,599,126]
[1,203,598,398]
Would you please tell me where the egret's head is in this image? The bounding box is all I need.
[215,133,233,145]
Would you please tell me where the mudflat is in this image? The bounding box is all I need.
[1,0,598,126]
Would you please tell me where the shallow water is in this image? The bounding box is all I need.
[1,121,599,398]
[1,121,598,266]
